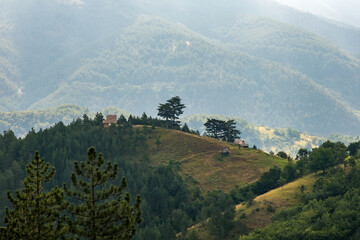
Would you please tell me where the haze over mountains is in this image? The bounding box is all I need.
[274,0,360,28]
[0,0,359,136]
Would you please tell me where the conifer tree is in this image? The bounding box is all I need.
[3,151,65,240]
[157,96,186,128]
[63,147,142,240]
[157,103,172,128]
[204,118,241,142]
[222,120,241,142]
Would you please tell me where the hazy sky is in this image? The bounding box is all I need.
[274,0,360,28]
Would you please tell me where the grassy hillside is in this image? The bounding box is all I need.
[191,174,318,240]
[236,174,318,231]
[146,128,288,192]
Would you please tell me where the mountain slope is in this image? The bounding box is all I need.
[0,19,20,111]
[0,0,359,136]
[190,173,319,240]
[28,17,360,136]
[215,16,360,109]
[236,173,318,231]
[132,0,360,58]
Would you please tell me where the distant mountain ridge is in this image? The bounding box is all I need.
[28,17,360,135]
[0,0,359,136]
[213,16,360,109]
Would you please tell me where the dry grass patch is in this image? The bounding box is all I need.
[146,127,288,193]
[236,174,318,231]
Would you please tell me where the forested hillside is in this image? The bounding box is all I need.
[240,166,360,240]
[215,16,360,109]
[0,19,19,111]
[22,17,360,136]
[0,114,289,239]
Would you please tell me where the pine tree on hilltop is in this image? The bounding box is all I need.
[157,96,186,128]
[3,152,65,240]
[63,147,142,240]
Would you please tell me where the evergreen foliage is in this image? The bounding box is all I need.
[63,147,142,240]
[240,167,360,240]
[3,152,65,239]
[157,96,185,128]
[347,141,360,157]
[0,115,237,239]
[204,118,241,142]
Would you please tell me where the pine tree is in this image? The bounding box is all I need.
[3,151,65,240]
[157,103,172,128]
[222,120,241,142]
[157,96,186,128]
[204,119,241,142]
[94,112,104,126]
[204,118,224,139]
[63,147,142,240]
[167,96,185,127]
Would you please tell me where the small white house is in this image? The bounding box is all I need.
[234,139,249,148]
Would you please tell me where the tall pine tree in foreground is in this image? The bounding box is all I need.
[3,152,65,240]
[63,147,142,240]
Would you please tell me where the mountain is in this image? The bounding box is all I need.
[0,19,20,111]
[0,0,359,137]
[132,0,360,58]
[26,17,360,136]
[213,16,360,109]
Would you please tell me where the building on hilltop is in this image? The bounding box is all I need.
[103,115,117,127]
[234,139,249,148]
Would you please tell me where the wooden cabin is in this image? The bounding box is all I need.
[103,115,117,127]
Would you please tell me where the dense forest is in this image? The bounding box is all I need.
[1,112,360,239]
[0,114,241,239]
[1,0,360,137]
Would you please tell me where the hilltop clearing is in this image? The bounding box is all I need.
[146,128,288,192]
